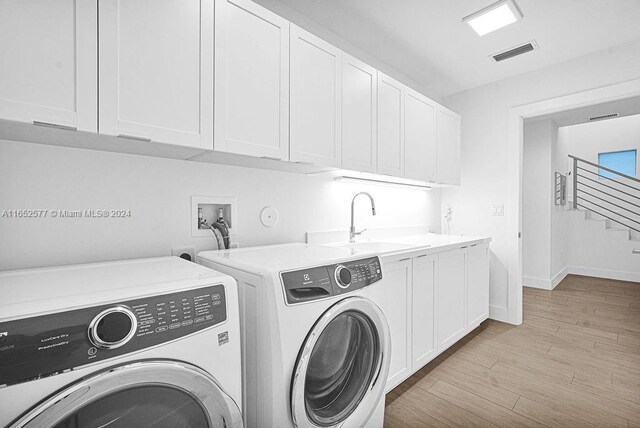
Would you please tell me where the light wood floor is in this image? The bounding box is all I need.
[384,274,640,427]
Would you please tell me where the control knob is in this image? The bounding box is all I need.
[334,265,352,289]
[88,306,137,349]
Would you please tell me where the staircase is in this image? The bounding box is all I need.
[566,155,640,282]
[569,154,639,234]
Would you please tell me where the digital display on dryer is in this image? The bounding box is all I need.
[0,285,227,387]
[281,257,383,304]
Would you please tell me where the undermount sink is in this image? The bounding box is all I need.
[336,241,419,253]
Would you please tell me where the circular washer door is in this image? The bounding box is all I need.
[291,297,391,428]
[9,360,242,428]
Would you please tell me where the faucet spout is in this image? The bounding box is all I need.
[350,192,376,243]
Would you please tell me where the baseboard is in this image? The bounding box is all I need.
[522,276,553,290]
[489,305,509,322]
[551,266,569,289]
[568,266,640,283]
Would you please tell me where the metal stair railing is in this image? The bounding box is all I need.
[569,154,640,233]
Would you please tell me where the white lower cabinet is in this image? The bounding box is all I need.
[436,247,467,353]
[383,242,489,392]
[411,254,437,370]
[380,257,412,392]
[467,243,490,329]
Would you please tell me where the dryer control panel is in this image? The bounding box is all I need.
[281,256,382,305]
[0,284,227,387]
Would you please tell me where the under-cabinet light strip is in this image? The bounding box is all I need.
[334,176,431,190]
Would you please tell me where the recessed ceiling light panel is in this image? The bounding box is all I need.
[463,0,523,36]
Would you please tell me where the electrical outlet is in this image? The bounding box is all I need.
[491,204,504,216]
[171,246,196,262]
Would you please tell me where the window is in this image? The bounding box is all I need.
[598,149,637,179]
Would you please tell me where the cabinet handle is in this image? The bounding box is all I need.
[33,121,77,132]
[470,244,478,247]
[632,249,640,255]
[399,258,410,262]
[416,254,428,258]
[117,133,152,142]
[295,160,315,166]
[261,156,282,161]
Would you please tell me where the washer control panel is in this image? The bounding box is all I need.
[0,284,226,387]
[281,257,382,305]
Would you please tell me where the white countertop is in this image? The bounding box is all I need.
[323,233,491,258]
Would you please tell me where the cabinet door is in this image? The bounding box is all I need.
[290,25,341,167]
[0,0,96,131]
[467,243,490,329]
[412,254,437,370]
[381,258,412,392]
[214,0,289,159]
[99,0,213,149]
[436,105,461,185]
[377,73,404,176]
[404,89,436,181]
[436,248,467,353]
[341,54,377,173]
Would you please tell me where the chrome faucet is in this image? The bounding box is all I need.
[350,192,376,243]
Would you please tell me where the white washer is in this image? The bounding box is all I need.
[0,257,243,428]
[197,243,390,428]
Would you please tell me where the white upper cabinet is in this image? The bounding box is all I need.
[98,0,213,149]
[0,0,462,177]
[377,73,405,176]
[436,105,461,185]
[214,0,289,160]
[0,0,97,131]
[404,89,437,182]
[290,25,342,167]
[341,54,377,173]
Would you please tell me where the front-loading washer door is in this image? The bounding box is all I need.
[9,360,242,428]
[291,297,391,428]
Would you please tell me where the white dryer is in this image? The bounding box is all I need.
[0,257,243,428]
[197,243,390,428]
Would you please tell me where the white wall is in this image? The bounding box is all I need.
[441,39,640,320]
[550,123,569,282]
[567,209,640,283]
[559,114,640,281]
[521,118,570,290]
[559,113,640,237]
[0,140,440,271]
[520,114,640,290]
[522,119,554,284]
[559,113,640,182]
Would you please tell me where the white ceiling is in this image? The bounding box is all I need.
[263,0,640,98]
[526,95,640,128]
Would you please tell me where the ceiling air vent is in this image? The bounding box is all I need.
[589,113,619,121]
[491,40,539,62]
